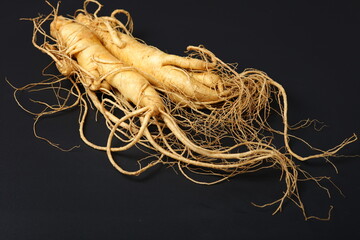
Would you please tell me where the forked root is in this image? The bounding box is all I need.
[15,0,357,220]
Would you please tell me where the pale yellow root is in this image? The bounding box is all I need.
[74,12,225,103]
[20,1,357,221]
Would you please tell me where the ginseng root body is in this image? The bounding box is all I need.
[75,13,225,103]
[16,0,356,220]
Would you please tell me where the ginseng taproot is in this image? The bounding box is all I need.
[14,0,357,220]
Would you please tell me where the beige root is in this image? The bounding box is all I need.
[16,0,357,220]
[74,9,225,103]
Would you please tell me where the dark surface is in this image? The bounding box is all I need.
[1,0,359,239]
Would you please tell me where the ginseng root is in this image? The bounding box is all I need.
[16,0,357,220]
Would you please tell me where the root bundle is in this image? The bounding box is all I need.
[14,0,357,219]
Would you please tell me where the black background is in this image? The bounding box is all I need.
[1,0,359,239]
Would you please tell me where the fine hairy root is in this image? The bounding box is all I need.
[15,0,357,220]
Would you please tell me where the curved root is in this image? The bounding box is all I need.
[15,0,357,220]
